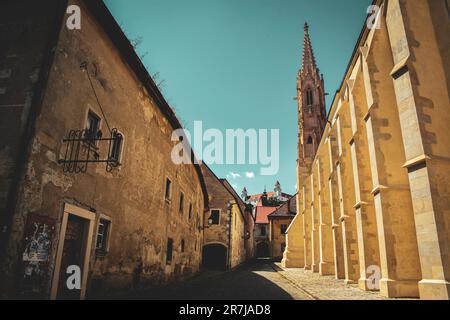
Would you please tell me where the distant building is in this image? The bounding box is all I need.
[268,196,296,259]
[200,165,254,270]
[244,182,292,258]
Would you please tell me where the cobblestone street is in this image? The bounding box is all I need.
[120,259,410,300]
[272,263,392,300]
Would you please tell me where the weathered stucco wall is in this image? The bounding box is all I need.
[0,0,65,270]
[200,165,249,269]
[1,0,206,298]
[201,165,231,249]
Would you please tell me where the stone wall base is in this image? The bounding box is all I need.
[319,262,334,276]
[380,278,419,298]
[358,278,380,292]
[418,279,450,300]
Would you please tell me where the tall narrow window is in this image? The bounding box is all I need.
[181,239,185,253]
[86,111,101,144]
[188,203,193,219]
[306,89,314,106]
[166,238,173,265]
[307,136,313,145]
[96,219,110,254]
[109,131,123,163]
[179,192,184,214]
[165,178,172,201]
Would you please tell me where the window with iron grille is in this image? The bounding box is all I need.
[109,131,123,163]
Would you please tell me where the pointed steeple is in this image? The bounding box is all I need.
[297,22,327,178]
[300,22,320,80]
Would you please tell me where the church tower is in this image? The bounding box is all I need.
[297,22,327,180]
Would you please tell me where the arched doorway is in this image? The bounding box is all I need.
[256,241,269,258]
[202,244,227,271]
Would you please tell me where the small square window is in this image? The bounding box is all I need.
[209,209,220,225]
[260,226,266,236]
[96,219,110,253]
[280,224,288,235]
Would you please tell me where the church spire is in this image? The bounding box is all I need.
[300,22,320,80]
[297,22,327,178]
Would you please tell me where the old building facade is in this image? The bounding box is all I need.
[284,0,450,300]
[249,183,292,258]
[268,196,296,259]
[200,165,253,270]
[0,0,208,299]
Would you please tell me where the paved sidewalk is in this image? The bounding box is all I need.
[273,262,400,300]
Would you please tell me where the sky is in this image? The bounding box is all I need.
[105,0,372,196]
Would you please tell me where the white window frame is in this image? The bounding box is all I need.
[95,214,112,254]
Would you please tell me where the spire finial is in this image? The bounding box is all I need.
[300,22,318,78]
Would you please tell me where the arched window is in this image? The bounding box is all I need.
[306,89,314,106]
[307,136,313,144]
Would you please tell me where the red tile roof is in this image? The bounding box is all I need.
[255,206,279,224]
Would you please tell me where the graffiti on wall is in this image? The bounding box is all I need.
[20,214,56,298]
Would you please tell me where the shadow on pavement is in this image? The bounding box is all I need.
[119,259,294,300]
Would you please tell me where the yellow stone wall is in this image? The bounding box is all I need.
[269,218,291,259]
[284,0,450,300]
[230,201,246,269]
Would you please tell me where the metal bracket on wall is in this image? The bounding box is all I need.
[58,128,122,173]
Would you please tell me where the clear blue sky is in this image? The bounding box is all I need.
[105,0,371,196]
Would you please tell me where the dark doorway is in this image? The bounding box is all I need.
[57,214,87,300]
[202,244,227,271]
[256,242,269,258]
